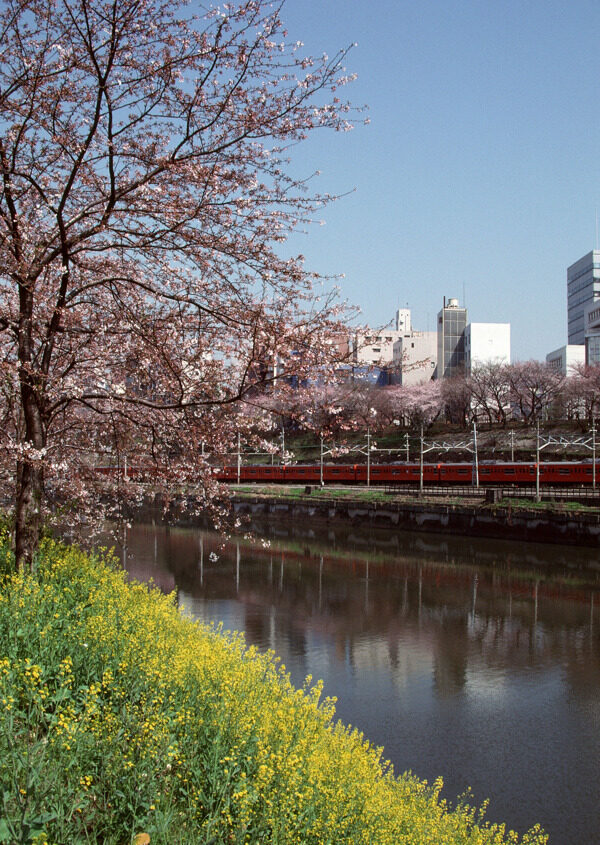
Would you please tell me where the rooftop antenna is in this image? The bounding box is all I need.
[463,281,466,308]
[596,208,598,251]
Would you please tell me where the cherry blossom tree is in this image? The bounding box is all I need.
[468,362,511,426]
[0,0,363,567]
[272,381,359,441]
[383,381,443,429]
[506,362,564,424]
[440,376,473,428]
[562,362,600,423]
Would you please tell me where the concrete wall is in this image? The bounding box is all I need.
[232,496,600,548]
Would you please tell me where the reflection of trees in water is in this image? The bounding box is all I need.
[119,522,599,700]
[433,615,469,698]
[243,605,269,650]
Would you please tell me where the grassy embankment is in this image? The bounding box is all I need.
[0,523,547,844]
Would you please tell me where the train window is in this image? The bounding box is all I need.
[372,468,382,474]
[458,468,468,475]
[559,468,570,475]
[331,468,340,474]
[480,468,490,474]
[586,467,592,474]
[248,469,258,474]
[504,469,515,475]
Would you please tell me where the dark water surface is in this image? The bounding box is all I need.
[116,520,600,845]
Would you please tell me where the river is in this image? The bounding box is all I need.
[114,518,600,845]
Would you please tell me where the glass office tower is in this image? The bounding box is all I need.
[567,250,600,345]
[437,298,467,379]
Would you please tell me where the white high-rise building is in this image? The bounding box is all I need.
[546,345,585,375]
[464,323,511,374]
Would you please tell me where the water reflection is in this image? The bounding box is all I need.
[113,520,600,845]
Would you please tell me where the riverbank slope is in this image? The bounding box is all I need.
[0,525,547,844]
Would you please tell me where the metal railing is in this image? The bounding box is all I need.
[384,484,600,504]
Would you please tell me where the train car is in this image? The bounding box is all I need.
[224,460,600,486]
[100,459,600,487]
[476,461,595,486]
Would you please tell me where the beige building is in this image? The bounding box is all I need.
[393,308,437,384]
[352,329,401,366]
[393,331,437,385]
[353,308,437,384]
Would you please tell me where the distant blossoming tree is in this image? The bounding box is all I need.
[563,362,600,422]
[382,381,443,429]
[270,382,359,442]
[506,362,564,425]
[0,0,363,567]
[468,362,511,426]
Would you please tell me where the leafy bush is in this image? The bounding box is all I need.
[0,525,546,844]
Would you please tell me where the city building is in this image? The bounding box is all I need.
[437,298,468,379]
[583,299,600,365]
[352,329,401,367]
[567,250,600,345]
[351,327,402,386]
[545,344,585,375]
[464,323,510,374]
[352,309,438,386]
[389,307,437,384]
[355,300,511,386]
[395,307,411,333]
[392,331,437,385]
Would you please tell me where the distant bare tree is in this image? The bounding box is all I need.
[563,363,600,423]
[469,362,511,426]
[507,362,564,424]
[441,376,473,428]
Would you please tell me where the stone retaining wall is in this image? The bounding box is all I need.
[232,496,600,547]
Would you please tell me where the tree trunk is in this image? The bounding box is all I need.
[14,383,46,572]
[15,459,44,572]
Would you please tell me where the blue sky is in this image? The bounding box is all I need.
[279,0,600,360]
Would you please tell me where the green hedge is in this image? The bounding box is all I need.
[0,525,546,844]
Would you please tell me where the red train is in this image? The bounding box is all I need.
[213,461,599,486]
